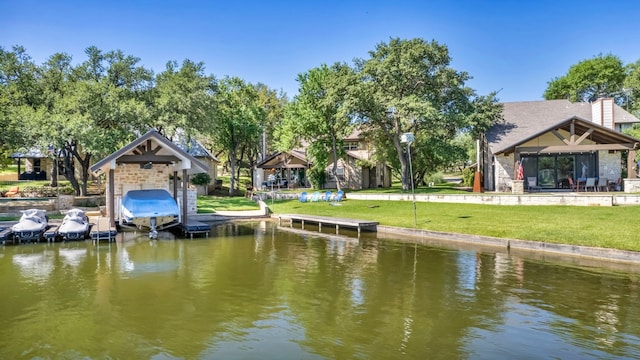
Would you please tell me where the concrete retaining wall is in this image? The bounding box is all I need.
[377,225,640,265]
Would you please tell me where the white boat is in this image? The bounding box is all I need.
[58,208,91,241]
[120,189,180,238]
[11,209,49,243]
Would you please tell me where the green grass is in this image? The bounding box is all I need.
[197,195,260,213]
[267,198,640,252]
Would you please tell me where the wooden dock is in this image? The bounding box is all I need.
[180,220,211,239]
[89,216,117,242]
[277,214,378,237]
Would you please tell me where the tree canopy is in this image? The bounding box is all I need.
[543,54,627,104]
[350,38,501,190]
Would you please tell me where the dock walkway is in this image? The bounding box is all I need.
[88,216,117,242]
[277,214,378,237]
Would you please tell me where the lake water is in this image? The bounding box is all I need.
[1,221,640,359]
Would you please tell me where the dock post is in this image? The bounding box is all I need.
[301,220,305,230]
[319,222,322,232]
[336,224,339,235]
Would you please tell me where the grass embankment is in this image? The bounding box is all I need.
[267,198,640,252]
[197,196,260,213]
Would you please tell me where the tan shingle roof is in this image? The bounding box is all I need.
[486,100,639,154]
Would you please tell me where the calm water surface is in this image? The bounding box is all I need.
[1,221,640,359]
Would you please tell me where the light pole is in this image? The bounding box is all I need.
[401,133,417,227]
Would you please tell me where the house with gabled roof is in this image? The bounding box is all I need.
[254,129,391,190]
[174,137,220,191]
[483,98,640,192]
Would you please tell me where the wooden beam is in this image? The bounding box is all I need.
[570,121,575,144]
[551,129,570,145]
[517,143,634,154]
[574,128,594,145]
[117,154,180,164]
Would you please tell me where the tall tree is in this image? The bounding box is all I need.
[0,46,40,162]
[623,60,640,114]
[352,38,497,191]
[543,54,626,103]
[276,63,355,190]
[36,46,153,195]
[203,76,260,196]
[152,59,215,139]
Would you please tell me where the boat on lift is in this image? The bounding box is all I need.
[120,189,180,239]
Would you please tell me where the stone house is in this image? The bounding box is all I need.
[483,98,640,192]
[255,130,391,190]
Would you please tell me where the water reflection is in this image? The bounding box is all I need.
[0,221,639,359]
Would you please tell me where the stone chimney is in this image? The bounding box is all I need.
[591,98,614,130]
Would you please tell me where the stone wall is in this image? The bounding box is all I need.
[107,163,197,217]
[598,150,622,183]
[494,154,515,192]
[177,189,198,215]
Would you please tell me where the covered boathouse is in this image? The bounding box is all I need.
[90,129,209,231]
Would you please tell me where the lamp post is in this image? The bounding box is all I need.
[401,133,417,227]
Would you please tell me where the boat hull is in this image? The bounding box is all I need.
[120,190,180,237]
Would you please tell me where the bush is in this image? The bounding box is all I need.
[190,173,212,186]
[462,167,475,187]
[424,172,445,185]
[307,167,326,190]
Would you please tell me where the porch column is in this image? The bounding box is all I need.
[109,169,115,227]
[628,150,637,178]
[182,169,189,225]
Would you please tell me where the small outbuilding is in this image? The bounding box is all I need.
[90,129,209,227]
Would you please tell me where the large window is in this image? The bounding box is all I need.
[520,153,597,188]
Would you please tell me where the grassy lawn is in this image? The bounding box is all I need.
[267,198,640,252]
[197,195,260,213]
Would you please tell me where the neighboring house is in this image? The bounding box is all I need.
[174,138,220,189]
[10,148,56,181]
[255,149,310,189]
[483,98,640,192]
[324,129,391,190]
[254,129,391,190]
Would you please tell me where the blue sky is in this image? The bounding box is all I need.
[2,0,640,102]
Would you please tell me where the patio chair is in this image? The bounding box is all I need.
[597,177,608,192]
[323,191,332,201]
[310,191,320,202]
[584,177,597,192]
[299,192,308,203]
[334,190,344,202]
[609,177,622,191]
[567,177,578,191]
[5,186,19,197]
[526,177,541,192]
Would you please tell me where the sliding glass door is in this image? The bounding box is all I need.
[520,153,596,189]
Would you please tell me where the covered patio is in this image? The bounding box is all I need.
[255,150,310,190]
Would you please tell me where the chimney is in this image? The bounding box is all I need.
[591,98,614,129]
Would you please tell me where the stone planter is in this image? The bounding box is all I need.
[196,185,208,196]
[512,180,524,194]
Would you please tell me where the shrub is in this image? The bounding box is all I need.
[462,167,475,187]
[307,167,326,190]
[424,172,445,185]
[190,173,212,186]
